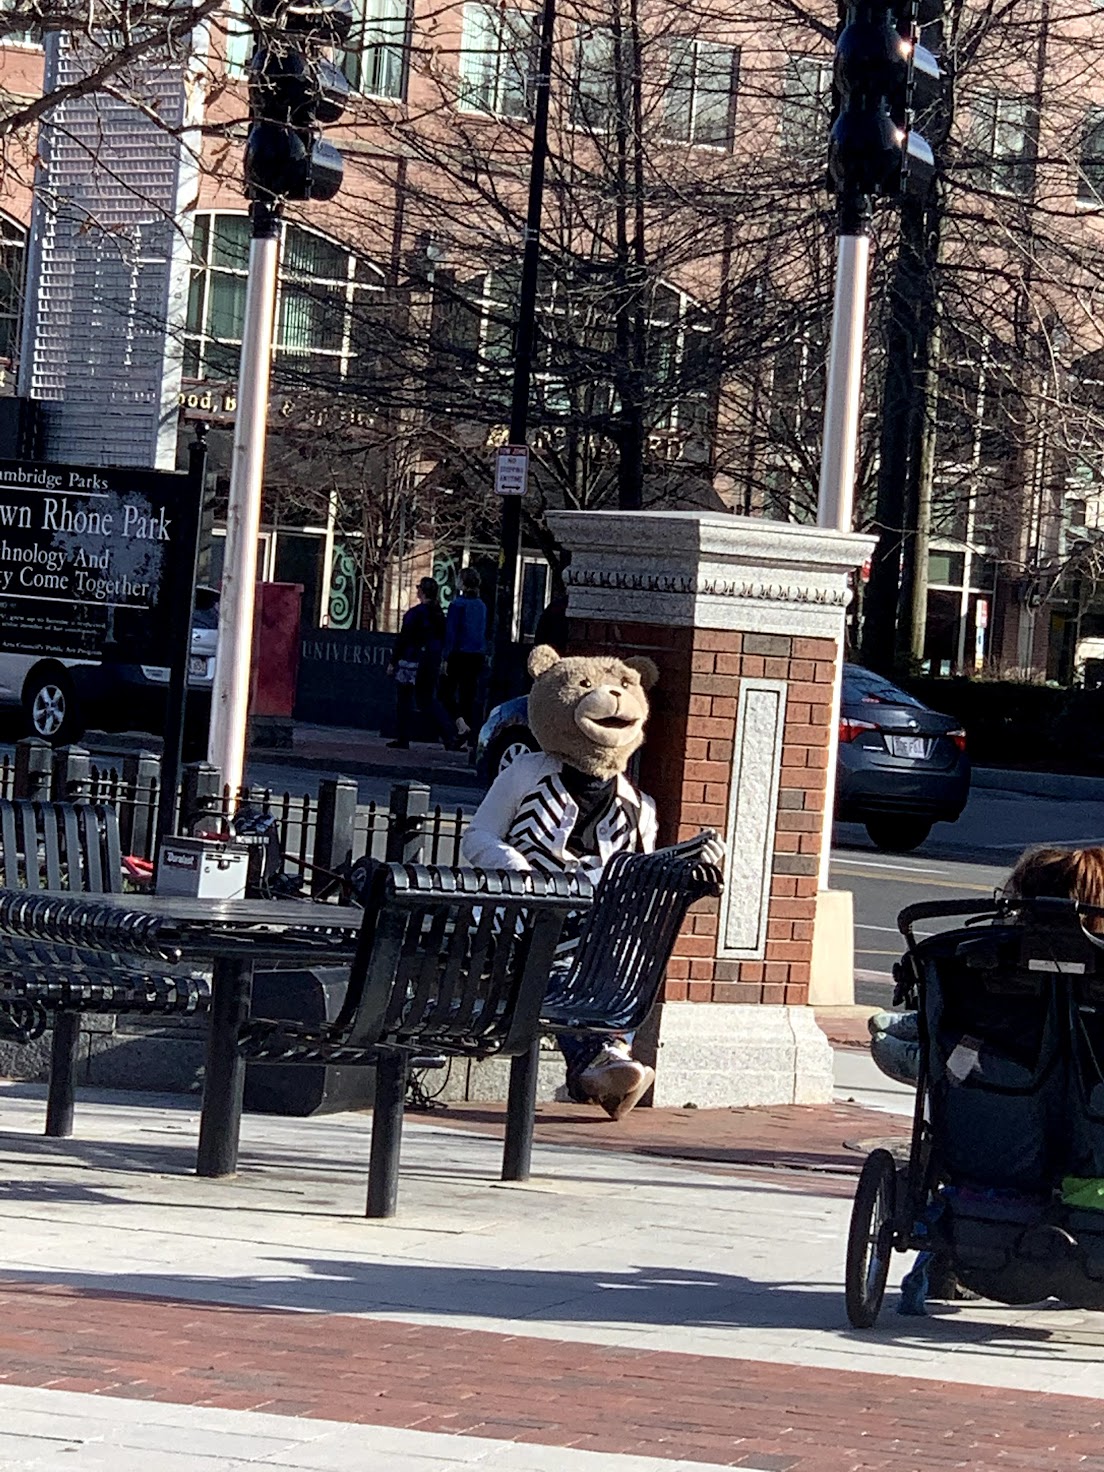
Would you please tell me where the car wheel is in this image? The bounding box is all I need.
[23,668,82,744]
[487,729,539,781]
[864,816,932,853]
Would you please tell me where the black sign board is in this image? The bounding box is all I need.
[0,458,200,666]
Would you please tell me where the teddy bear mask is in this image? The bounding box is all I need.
[526,645,659,779]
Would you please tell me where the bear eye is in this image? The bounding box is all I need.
[579,678,591,689]
[621,678,631,688]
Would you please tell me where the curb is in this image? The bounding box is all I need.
[973,766,1104,802]
[258,748,484,791]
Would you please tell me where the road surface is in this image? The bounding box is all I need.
[833,780,1104,1003]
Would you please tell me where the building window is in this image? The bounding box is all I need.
[0,0,39,45]
[1079,110,1104,206]
[572,25,624,132]
[343,0,408,100]
[223,0,253,79]
[457,3,537,118]
[183,212,386,386]
[0,214,26,362]
[967,94,1034,197]
[779,56,831,153]
[661,39,737,149]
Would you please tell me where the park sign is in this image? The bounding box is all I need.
[0,458,201,665]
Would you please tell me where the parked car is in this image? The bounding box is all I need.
[0,589,219,744]
[475,663,970,853]
[835,664,970,850]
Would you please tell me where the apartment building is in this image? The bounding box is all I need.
[2,0,1104,677]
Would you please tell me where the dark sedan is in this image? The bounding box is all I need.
[475,663,969,853]
[835,664,970,850]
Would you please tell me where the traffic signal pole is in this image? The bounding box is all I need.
[817,223,871,537]
[815,0,940,887]
[208,199,282,797]
[816,195,871,888]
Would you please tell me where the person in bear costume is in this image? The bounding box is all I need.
[462,644,662,1119]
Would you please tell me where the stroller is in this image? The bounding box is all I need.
[846,893,1104,1328]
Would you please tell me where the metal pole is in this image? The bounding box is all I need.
[158,430,207,847]
[817,202,871,889]
[208,198,282,798]
[817,233,871,534]
[489,0,556,706]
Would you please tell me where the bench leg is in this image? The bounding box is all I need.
[45,1010,81,1138]
[366,1052,407,1219]
[197,958,253,1178]
[502,1038,540,1183]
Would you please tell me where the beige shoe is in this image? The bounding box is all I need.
[598,1064,655,1121]
[578,1044,653,1121]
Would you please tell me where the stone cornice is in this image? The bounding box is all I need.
[565,568,850,609]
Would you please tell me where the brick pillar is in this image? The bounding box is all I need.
[551,510,873,1107]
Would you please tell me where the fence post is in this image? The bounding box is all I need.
[312,776,358,894]
[385,780,430,864]
[119,750,161,859]
[13,738,53,801]
[180,761,223,835]
[52,745,91,801]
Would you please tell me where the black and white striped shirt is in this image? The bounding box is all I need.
[463,753,657,883]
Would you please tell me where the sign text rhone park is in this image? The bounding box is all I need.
[0,459,199,665]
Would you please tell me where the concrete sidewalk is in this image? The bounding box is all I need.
[274,724,483,789]
[1,1073,1102,1470]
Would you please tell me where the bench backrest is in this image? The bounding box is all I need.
[338,863,582,1058]
[0,800,122,895]
[541,833,723,1035]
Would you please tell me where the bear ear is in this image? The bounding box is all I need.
[528,644,562,679]
[624,656,659,691]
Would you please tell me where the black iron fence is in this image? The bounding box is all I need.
[4,738,469,887]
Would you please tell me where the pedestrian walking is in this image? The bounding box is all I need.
[443,567,487,745]
[388,577,461,751]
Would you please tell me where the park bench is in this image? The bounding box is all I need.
[0,798,190,1136]
[241,833,722,1215]
[0,885,210,1131]
[0,828,720,1217]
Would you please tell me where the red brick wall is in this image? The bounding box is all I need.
[569,618,836,1008]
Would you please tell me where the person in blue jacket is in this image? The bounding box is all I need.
[443,567,487,744]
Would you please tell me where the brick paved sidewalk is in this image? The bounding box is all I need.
[422,1097,906,1182]
[1,1282,1102,1471]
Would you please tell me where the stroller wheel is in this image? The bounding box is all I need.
[846,1149,898,1329]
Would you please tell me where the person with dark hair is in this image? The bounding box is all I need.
[870,844,1104,1084]
[388,577,461,751]
[443,567,487,744]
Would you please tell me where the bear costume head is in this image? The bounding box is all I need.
[526,645,659,780]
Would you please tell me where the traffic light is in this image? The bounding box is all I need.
[243,0,353,203]
[828,1,941,205]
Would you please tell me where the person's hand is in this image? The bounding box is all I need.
[700,829,725,868]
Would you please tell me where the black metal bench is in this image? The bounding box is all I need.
[0,799,151,1135]
[240,862,581,1215]
[0,888,211,1127]
[242,834,722,1214]
[501,833,723,1180]
[0,832,720,1218]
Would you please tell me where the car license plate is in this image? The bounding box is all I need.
[889,735,926,760]
[189,656,207,678]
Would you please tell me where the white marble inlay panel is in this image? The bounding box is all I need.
[718,678,787,959]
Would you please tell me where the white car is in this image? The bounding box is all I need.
[0,595,218,744]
